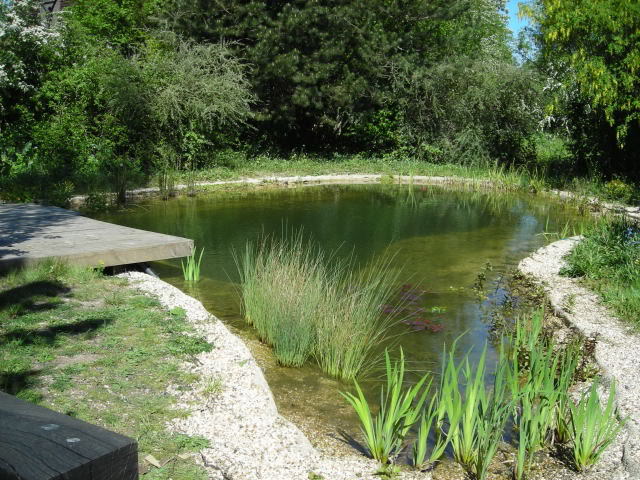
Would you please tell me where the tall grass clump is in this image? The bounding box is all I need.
[237,235,324,367]
[236,234,400,378]
[182,246,204,282]
[562,216,640,326]
[314,256,400,380]
[342,349,431,464]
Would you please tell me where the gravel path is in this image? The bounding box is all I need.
[119,271,430,480]
[519,238,640,480]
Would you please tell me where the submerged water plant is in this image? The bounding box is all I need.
[181,246,204,282]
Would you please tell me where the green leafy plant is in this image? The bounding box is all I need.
[182,247,204,282]
[411,393,449,469]
[568,380,624,471]
[341,349,430,464]
[442,344,511,480]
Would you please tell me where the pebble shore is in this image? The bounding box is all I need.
[519,238,640,480]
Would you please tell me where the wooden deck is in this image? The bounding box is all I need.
[0,203,193,272]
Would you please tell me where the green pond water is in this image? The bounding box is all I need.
[97,184,587,451]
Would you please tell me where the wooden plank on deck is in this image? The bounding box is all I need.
[0,203,193,272]
[0,392,137,480]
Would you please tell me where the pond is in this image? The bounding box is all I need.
[97,183,587,455]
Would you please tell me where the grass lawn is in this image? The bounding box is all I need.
[562,217,640,328]
[0,261,212,479]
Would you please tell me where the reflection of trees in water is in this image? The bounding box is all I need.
[97,184,586,284]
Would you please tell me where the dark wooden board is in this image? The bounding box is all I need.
[0,392,138,480]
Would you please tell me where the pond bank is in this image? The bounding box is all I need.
[70,173,640,224]
[519,238,640,480]
[120,271,430,480]
[122,258,638,480]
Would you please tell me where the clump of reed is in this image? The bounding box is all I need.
[342,310,624,479]
[236,233,399,379]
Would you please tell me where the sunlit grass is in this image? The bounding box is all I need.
[0,261,211,479]
[562,216,640,327]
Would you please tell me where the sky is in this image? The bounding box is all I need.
[506,0,530,37]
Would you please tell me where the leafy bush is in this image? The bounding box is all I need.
[603,178,635,204]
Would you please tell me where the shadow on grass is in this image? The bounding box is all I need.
[0,280,71,312]
[1,316,113,346]
[0,316,114,397]
[0,369,44,400]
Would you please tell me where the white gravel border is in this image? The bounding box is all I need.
[519,239,640,480]
[119,271,430,480]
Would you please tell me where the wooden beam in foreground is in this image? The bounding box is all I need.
[0,392,138,480]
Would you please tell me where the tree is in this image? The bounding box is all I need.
[158,0,521,154]
[523,0,640,177]
[0,0,60,135]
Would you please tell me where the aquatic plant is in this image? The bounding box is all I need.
[314,257,401,380]
[181,246,204,282]
[382,284,445,333]
[237,234,323,367]
[442,344,511,480]
[555,340,582,445]
[568,380,623,471]
[510,315,582,480]
[237,234,400,378]
[411,393,449,469]
[342,349,431,464]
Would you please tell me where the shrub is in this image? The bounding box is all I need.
[603,178,635,204]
